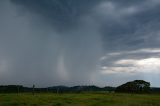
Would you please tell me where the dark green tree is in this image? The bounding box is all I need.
[115,80,150,93]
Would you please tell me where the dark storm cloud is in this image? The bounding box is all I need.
[97,0,160,52]
[11,0,103,30]
[92,0,160,87]
[0,0,160,87]
[0,0,104,87]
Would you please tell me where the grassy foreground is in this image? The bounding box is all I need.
[0,92,160,106]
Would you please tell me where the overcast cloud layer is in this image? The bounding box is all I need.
[0,0,160,87]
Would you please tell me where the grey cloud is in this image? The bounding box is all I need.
[99,48,160,87]
[11,0,103,30]
[0,0,160,87]
[0,0,103,87]
[91,0,160,52]
[96,0,160,87]
[101,48,160,67]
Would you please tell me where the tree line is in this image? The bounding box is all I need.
[0,80,159,93]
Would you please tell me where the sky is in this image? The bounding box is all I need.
[0,0,160,87]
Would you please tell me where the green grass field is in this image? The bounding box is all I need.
[0,92,160,106]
